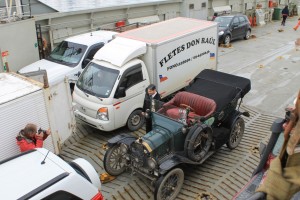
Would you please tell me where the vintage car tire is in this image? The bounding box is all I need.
[186,125,213,162]
[154,168,184,200]
[184,125,202,156]
[127,110,145,131]
[226,117,245,150]
[103,144,126,176]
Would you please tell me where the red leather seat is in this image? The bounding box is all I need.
[163,91,216,120]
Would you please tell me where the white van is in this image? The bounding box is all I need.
[73,17,218,132]
[18,31,117,87]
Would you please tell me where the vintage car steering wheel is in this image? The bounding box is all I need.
[179,104,195,112]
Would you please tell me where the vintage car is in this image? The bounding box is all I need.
[103,69,251,200]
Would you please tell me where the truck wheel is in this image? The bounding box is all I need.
[226,117,245,150]
[154,168,184,200]
[103,144,126,176]
[127,110,144,131]
[186,126,212,162]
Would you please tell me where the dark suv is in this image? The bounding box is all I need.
[215,14,251,45]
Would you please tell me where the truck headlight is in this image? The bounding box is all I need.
[218,31,224,36]
[147,158,157,170]
[96,107,109,121]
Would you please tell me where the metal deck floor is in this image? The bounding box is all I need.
[61,105,278,200]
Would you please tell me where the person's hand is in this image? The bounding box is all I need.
[35,132,44,140]
[46,128,51,135]
[141,112,145,116]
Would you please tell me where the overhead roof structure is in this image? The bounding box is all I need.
[38,0,176,13]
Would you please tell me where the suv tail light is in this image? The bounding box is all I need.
[91,191,104,200]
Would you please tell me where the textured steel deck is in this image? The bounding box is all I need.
[60,105,277,200]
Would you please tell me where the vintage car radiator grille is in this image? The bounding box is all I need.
[130,142,145,168]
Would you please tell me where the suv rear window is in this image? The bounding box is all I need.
[42,191,81,200]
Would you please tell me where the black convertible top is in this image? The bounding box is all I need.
[186,69,251,112]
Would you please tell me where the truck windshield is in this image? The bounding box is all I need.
[76,62,119,98]
[46,41,87,67]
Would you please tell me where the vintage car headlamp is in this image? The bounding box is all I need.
[96,107,109,121]
[145,109,151,119]
[147,158,157,170]
[120,143,128,153]
[218,31,224,36]
[181,126,187,134]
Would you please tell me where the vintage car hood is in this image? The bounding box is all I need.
[141,113,183,152]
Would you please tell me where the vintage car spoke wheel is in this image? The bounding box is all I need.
[226,117,245,150]
[104,144,126,176]
[155,168,184,200]
[224,35,231,45]
[127,110,145,131]
[186,126,213,162]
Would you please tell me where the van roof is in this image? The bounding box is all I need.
[117,17,217,44]
[65,30,117,46]
[0,73,43,105]
[0,148,74,199]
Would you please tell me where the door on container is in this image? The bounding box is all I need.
[113,63,148,128]
[47,81,75,144]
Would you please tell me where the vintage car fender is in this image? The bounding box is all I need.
[106,133,137,147]
[224,110,243,129]
[158,157,183,175]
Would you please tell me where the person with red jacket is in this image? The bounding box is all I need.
[16,123,51,152]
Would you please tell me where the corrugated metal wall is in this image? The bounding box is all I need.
[0,90,55,161]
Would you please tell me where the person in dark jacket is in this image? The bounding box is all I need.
[281,5,289,26]
[142,84,161,133]
[16,123,51,152]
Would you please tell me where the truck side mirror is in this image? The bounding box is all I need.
[115,87,126,98]
[82,59,91,69]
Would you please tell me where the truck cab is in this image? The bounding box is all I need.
[18,31,117,86]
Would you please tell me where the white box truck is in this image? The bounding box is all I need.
[18,31,117,88]
[73,17,218,132]
[0,72,75,160]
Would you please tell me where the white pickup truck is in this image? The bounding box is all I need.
[73,17,218,132]
[18,31,117,87]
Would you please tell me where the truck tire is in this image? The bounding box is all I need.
[103,144,126,176]
[226,117,245,150]
[154,168,184,200]
[186,125,213,162]
[127,110,144,131]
